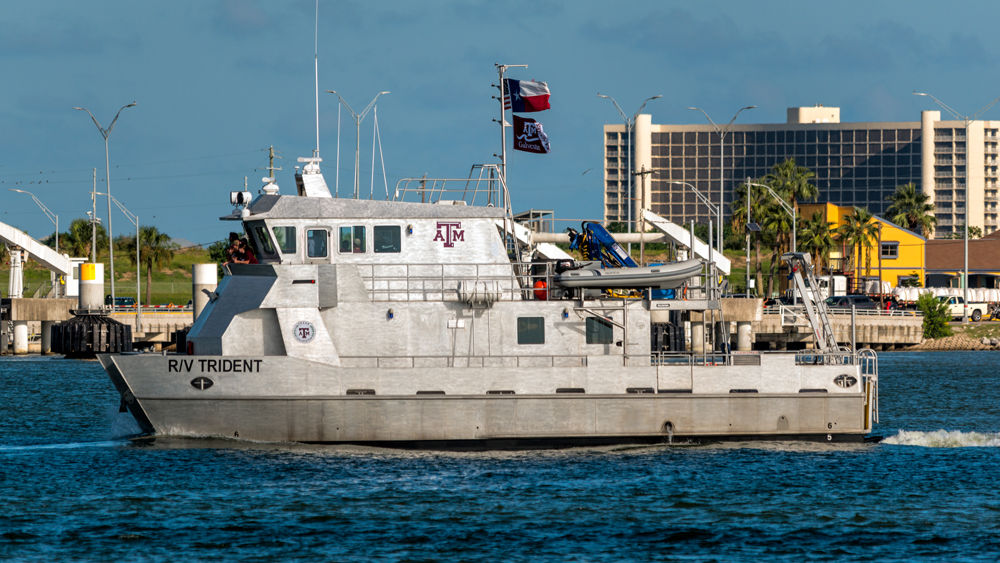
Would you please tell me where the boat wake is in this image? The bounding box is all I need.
[882,429,1000,448]
[0,440,126,453]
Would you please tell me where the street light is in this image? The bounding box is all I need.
[688,105,757,254]
[671,180,720,259]
[326,90,389,199]
[74,101,137,306]
[746,180,796,253]
[913,91,1000,323]
[598,93,662,245]
[96,191,140,331]
[8,188,58,254]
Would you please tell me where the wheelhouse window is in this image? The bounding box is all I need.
[272,226,296,255]
[246,221,276,258]
[374,225,401,253]
[586,317,613,344]
[339,226,366,253]
[307,229,328,258]
[517,317,545,345]
[881,242,899,259]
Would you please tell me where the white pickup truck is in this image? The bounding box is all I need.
[937,296,989,322]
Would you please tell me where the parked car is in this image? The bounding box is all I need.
[104,295,136,308]
[937,296,989,322]
[824,295,877,310]
[763,296,793,307]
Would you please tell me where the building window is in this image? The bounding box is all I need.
[881,242,899,259]
[374,225,401,253]
[586,317,613,344]
[272,226,296,254]
[517,317,545,345]
[339,226,366,253]
[307,229,328,258]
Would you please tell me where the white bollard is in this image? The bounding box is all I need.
[691,321,705,353]
[192,264,218,322]
[13,321,28,355]
[737,321,753,351]
[41,320,53,355]
[79,263,105,311]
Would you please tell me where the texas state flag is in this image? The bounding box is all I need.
[503,78,551,112]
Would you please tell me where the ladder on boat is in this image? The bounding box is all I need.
[782,252,839,352]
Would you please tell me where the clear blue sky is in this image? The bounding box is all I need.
[4,0,1000,248]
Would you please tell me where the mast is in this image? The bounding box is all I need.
[312,0,320,158]
[495,63,527,185]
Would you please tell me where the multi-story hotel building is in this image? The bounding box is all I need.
[603,107,1000,238]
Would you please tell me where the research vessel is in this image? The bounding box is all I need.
[100,156,879,448]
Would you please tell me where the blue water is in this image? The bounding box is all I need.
[2,352,1000,561]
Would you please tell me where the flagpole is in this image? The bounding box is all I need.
[496,63,527,184]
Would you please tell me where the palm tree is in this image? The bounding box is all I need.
[60,218,108,259]
[885,182,935,237]
[731,181,773,293]
[125,226,178,305]
[765,158,819,216]
[798,211,835,272]
[837,207,880,286]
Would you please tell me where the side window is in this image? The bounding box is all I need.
[374,225,401,253]
[585,317,613,344]
[273,226,296,255]
[251,224,276,257]
[307,229,328,258]
[339,226,366,253]
[517,317,545,345]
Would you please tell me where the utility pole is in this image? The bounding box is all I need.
[632,166,654,265]
[266,146,282,180]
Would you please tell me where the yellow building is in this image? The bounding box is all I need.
[799,203,925,289]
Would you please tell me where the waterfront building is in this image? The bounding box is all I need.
[925,230,1000,288]
[799,203,926,289]
[603,107,1000,239]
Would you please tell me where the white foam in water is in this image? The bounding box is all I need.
[883,429,1000,448]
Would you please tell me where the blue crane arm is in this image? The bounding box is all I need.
[579,221,638,268]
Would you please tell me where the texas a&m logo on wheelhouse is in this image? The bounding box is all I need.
[433,221,464,248]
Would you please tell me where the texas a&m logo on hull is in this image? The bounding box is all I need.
[433,221,465,248]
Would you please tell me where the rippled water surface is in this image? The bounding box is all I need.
[2,352,1000,561]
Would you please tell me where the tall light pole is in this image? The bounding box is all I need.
[670,179,720,260]
[74,101,137,306]
[688,105,757,253]
[97,192,140,330]
[598,93,662,247]
[743,177,762,296]
[9,188,58,253]
[913,91,1000,323]
[746,180,796,254]
[327,90,389,198]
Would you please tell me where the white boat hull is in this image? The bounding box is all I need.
[102,354,872,447]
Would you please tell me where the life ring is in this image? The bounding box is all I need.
[533,280,548,301]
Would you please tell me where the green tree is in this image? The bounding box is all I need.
[885,182,936,237]
[124,226,179,305]
[916,293,952,339]
[837,207,880,284]
[798,211,835,272]
[764,158,819,216]
[59,218,108,259]
[734,178,779,295]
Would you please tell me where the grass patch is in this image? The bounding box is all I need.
[2,246,214,305]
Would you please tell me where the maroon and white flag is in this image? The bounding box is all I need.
[513,114,551,154]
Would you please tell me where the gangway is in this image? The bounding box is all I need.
[1,220,74,298]
[642,210,731,275]
[501,219,573,261]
